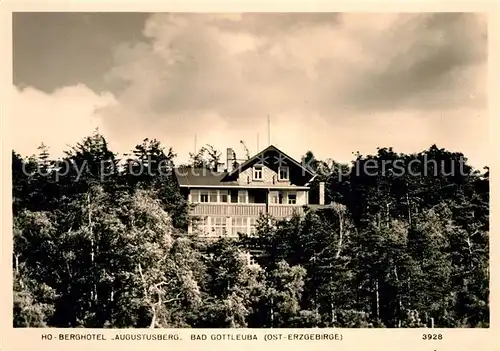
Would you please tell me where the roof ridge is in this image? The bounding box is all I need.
[227,144,315,178]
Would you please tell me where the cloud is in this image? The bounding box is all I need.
[102,13,487,117]
[324,13,487,112]
[12,85,116,158]
[208,13,342,37]
[13,12,151,93]
[13,13,489,169]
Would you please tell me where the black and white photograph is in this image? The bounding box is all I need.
[9,11,490,331]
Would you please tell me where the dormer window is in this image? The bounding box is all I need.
[278,166,289,180]
[253,165,263,180]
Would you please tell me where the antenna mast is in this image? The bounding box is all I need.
[194,134,197,153]
[257,133,260,151]
[267,114,271,146]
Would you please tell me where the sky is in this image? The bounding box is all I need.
[12,12,488,169]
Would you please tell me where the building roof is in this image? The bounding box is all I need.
[174,168,310,189]
[228,144,316,178]
[174,144,316,188]
[174,167,237,187]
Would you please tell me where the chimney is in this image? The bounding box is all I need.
[301,156,307,175]
[226,148,235,172]
[319,182,325,205]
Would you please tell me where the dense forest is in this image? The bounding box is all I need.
[12,131,489,328]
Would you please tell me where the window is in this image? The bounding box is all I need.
[279,166,289,180]
[245,252,257,266]
[196,216,209,235]
[193,190,234,203]
[209,190,218,203]
[249,217,258,236]
[231,217,248,236]
[248,255,257,266]
[270,191,278,204]
[191,190,200,203]
[238,190,247,203]
[288,193,297,204]
[253,165,263,180]
[278,192,284,204]
[230,190,238,203]
[219,190,229,203]
[200,191,209,203]
[212,217,227,237]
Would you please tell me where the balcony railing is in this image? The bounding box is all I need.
[268,205,304,218]
[189,202,305,218]
[190,203,266,216]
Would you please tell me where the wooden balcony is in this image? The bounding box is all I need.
[189,203,306,219]
[268,205,305,218]
[190,203,266,216]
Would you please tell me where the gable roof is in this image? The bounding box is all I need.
[227,144,316,178]
[174,167,237,187]
[174,166,311,189]
[174,145,316,187]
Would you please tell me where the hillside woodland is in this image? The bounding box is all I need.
[12,131,489,328]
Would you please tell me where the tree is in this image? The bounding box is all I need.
[187,145,222,171]
[191,239,262,328]
[122,138,188,229]
[260,261,307,327]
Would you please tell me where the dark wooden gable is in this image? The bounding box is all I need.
[223,145,315,186]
